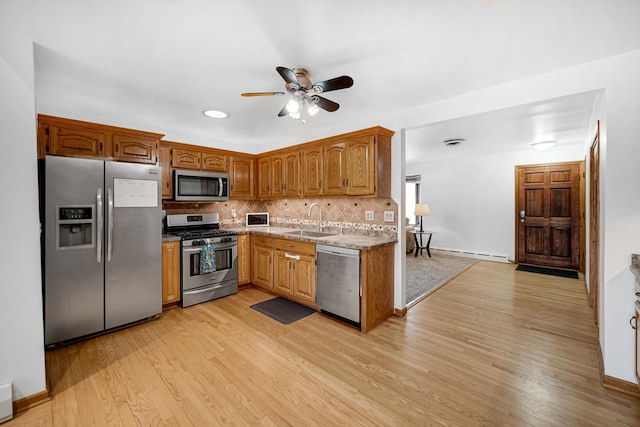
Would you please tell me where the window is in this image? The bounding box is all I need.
[406,175,421,225]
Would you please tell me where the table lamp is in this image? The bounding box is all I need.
[414,203,430,232]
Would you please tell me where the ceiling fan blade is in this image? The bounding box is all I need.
[241,92,285,97]
[277,104,289,117]
[276,66,299,86]
[313,96,340,112]
[312,75,353,93]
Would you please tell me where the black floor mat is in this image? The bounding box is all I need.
[250,297,316,325]
[516,264,579,279]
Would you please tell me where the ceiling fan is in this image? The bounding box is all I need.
[241,67,354,122]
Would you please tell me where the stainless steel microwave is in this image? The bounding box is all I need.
[173,170,229,202]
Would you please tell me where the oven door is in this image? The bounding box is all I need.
[182,241,238,292]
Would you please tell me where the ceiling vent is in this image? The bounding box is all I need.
[443,138,465,147]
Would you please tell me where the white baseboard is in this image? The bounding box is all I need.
[431,248,510,263]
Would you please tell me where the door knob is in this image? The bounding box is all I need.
[519,210,525,223]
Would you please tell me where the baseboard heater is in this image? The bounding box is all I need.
[431,248,510,264]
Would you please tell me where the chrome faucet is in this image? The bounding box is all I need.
[307,203,322,232]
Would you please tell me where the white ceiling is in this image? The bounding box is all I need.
[2,0,640,158]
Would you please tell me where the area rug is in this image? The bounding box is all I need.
[250,297,316,325]
[515,264,579,279]
[406,252,477,304]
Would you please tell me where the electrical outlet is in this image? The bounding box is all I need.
[231,209,236,218]
[284,208,291,217]
[365,210,374,221]
[384,211,394,222]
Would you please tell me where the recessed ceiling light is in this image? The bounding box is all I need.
[531,141,556,150]
[202,109,229,119]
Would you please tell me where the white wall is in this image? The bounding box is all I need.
[406,145,585,260]
[388,49,640,383]
[0,35,47,399]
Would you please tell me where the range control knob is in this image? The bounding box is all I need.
[221,236,231,243]
[192,240,204,246]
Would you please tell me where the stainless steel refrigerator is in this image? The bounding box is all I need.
[43,156,162,346]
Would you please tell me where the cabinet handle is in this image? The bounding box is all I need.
[115,144,118,153]
[631,316,637,330]
[285,253,300,261]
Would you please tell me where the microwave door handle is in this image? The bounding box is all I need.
[96,187,103,263]
[219,178,224,197]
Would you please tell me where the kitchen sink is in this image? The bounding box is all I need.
[283,230,339,238]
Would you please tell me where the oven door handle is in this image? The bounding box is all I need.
[183,243,236,253]
[184,284,224,295]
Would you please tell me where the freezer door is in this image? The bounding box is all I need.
[44,156,105,345]
[104,161,162,329]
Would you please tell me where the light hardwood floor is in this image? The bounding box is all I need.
[9,261,640,426]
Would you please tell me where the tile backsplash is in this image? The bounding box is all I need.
[163,198,398,235]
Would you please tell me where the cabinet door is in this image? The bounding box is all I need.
[273,252,293,295]
[271,155,285,197]
[113,134,158,164]
[158,145,173,199]
[302,147,323,197]
[257,156,272,199]
[172,148,201,169]
[162,241,181,305]
[202,152,227,172]
[252,237,273,289]
[49,125,106,158]
[293,254,316,303]
[229,156,255,199]
[345,135,376,195]
[283,151,301,198]
[323,142,346,196]
[237,234,250,285]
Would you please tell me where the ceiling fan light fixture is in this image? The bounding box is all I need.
[285,98,300,114]
[308,103,319,116]
[531,141,556,150]
[288,111,301,119]
[202,109,229,119]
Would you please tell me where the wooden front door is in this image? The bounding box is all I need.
[516,162,582,270]
[589,122,600,324]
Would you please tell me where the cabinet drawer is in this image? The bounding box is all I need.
[252,235,274,248]
[274,238,316,256]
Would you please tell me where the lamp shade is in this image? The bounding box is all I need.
[414,203,430,216]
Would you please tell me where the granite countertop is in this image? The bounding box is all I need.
[631,254,640,281]
[162,233,182,242]
[163,226,397,249]
[224,226,397,250]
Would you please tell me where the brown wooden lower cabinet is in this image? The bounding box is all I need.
[251,235,274,289]
[237,234,250,286]
[162,241,181,307]
[360,243,395,333]
[273,238,316,305]
[248,233,395,332]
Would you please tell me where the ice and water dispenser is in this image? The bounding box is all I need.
[56,206,95,249]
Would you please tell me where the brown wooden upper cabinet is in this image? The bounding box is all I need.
[257,156,272,199]
[171,146,227,172]
[229,155,255,199]
[158,144,173,199]
[301,146,323,197]
[256,127,392,199]
[112,134,158,164]
[37,115,163,164]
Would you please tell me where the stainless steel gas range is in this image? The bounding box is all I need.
[166,213,238,307]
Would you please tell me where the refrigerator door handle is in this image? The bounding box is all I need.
[107,187,114,262]
[97,187,103,263]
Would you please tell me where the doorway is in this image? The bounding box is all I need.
[515,161,584,270]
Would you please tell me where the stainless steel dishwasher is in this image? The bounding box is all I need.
[316,245,361,327]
